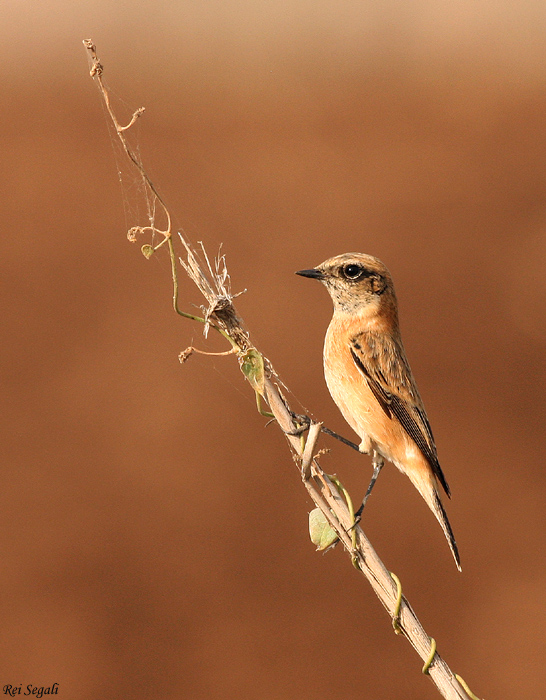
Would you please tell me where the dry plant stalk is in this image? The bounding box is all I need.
[83,40,481,700]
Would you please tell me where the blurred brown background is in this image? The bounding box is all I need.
[2,2,546,698]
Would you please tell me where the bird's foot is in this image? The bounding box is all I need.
[347,513,362,532]
[283,412,311,436]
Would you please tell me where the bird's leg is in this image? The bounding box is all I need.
[285,413,360,452]
[354,451,384,519]
[320,426,360,452]
[283,412,361,453]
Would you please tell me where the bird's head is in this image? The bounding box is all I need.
[296,253,397,317]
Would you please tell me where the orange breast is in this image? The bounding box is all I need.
[323,315,423,474]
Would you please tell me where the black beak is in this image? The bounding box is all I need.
[295,268,324,280]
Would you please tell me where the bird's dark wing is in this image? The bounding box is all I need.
[349,331,451,497]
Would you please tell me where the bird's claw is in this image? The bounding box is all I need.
[348,514,361,532]
[284,412,311,436]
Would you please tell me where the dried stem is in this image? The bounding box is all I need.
[83,39,480,700]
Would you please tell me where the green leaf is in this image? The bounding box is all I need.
[240,348,265,396]
[141,244,155,259]
[309,508,339,550]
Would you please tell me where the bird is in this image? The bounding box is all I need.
[296,253,461,571]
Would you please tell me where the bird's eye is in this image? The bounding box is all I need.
[342,264,364,280]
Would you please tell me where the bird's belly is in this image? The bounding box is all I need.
[323,344,416,469]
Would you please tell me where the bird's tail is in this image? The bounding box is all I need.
[431,489,462,572]
[410,472,462,571]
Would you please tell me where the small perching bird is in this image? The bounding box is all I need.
[296,253,461,571]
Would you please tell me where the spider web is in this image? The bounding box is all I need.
[96,83,166,248]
